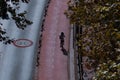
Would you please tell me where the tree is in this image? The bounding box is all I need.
[65,0,120,79]
[0,0,32,44]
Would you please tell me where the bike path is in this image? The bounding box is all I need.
[38,0,70,80]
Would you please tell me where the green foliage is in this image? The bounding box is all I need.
[66,0,120,79]
[0,0,32,44]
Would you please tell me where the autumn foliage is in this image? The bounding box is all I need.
[65,0,120,79]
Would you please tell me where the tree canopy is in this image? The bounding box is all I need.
[65,0,120,79]
[0,0,32,44]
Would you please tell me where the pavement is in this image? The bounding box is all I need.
[0,1,48,80]
[38,0,70,80]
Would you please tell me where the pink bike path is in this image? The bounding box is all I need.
[38,0,70,80]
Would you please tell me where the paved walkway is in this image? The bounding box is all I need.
[38,0,70,80]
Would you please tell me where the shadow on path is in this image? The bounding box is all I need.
[61,47,68,56]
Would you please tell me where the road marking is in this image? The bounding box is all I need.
[13,39,33,48]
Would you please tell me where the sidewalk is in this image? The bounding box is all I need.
[38,0,70,80]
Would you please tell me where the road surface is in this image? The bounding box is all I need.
[0,0,48,80]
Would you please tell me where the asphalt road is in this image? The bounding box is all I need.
[0,0,48,80]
